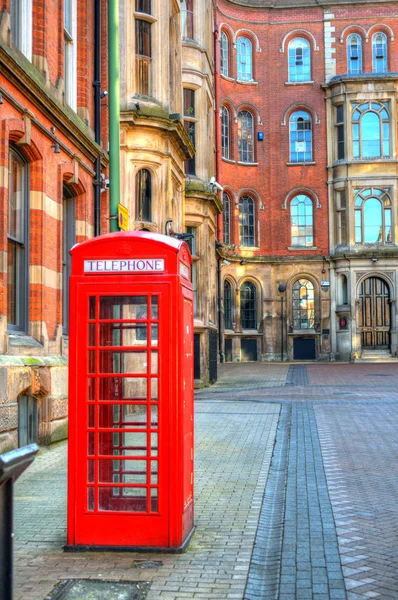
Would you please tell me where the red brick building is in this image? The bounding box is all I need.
[215,0,398,362]
[0,0,109,451]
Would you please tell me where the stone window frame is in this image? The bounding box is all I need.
[351,101,390,160]
[354,187,393,245]
[236,36,253,82]
[290,194,314,248]
[372,32,388,73]
[347,33,363,75]
[237,109,255,163]
[7,145,30,334]
[288,37,311,83]
[221,104,231,160]
[223,279,233,330]
[239,194,256,248]
[220,29,230,78]
[289,110,313,163]
[222,191,231,246]
[239,280,257,330]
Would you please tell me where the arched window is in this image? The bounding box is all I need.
[347,34,362,74]
[136,169,152,221]
[354,188,392,244]
[352,102,390,159]
[237,110,254,163]
[224,280,233,329]
[292,279,315,329]
[220,30,229,77]
[289,111,312,162]
[240,281,256,329]
[8,146,29,332]
[290,194,313,247]
[221,105,230,160]
[223,192,231,245]
[237,36,253,81]
[288,37,311,83]
[372,32,387,73]
[239,195,255,247]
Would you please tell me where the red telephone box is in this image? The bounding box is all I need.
[66,231,194,551]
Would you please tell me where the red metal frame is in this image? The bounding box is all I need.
[67,232,194,550]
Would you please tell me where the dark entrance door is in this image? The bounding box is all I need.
[224,339,233,362]
[194,333,201,379]
[241,339,257,361]
[358,277,390,349]
[208,331,217,383]
[293,338,316,360]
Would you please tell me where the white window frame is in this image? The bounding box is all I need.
[64,0,77,110]
[10,0,33,60]
[220,30,229,77]
[372,32,388,74]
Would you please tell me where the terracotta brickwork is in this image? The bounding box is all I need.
[0,0,109,451]
[215,0,398,363]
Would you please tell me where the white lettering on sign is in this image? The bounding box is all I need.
[84,259,165,273]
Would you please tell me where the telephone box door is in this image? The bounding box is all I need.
[71,283,170,547]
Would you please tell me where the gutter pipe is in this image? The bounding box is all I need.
[108,0,120,231]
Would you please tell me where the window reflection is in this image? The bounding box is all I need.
[288,38,311,82]
[292,279,315,329]
[237,36,253,81]
[290,195,313,247]
[364,198,382,243]
[354,188,392,244]
[352,102,389,159]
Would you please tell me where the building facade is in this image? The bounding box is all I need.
[0,0,109,452]
[119,0,221,385]
[215,0,398,362]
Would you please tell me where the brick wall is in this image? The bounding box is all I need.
[0,0,109,450]
[215,0,398,260]
[216,0,329,257]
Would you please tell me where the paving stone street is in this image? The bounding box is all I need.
[13,363,398,599]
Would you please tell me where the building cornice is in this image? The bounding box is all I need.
[223,0,398,8]
[185,184,223,214]
[120,110,195,160]
[0,42,108,166]
[323,72,398,88]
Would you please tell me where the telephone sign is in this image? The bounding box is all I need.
[67,231,194,551]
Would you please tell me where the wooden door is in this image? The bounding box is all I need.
[358,277,390,349]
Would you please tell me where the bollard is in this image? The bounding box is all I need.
[0,444,39,600]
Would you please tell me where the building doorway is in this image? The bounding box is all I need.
[293,337,316,360]
[358,277,390,350]
[241,338,257,361]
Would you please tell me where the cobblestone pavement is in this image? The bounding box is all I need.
[14,401,279,600]
[13,362,398,599]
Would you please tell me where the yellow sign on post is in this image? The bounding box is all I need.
[118,203,129,231]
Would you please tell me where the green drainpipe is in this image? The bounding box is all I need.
[108,0,120,232]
